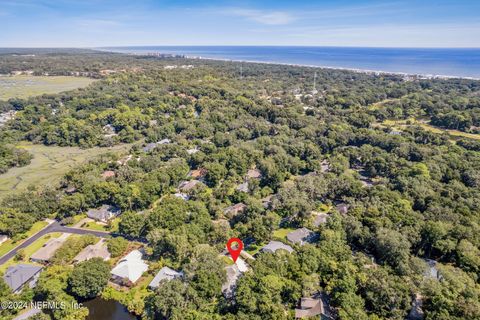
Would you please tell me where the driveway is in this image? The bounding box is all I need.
[0,221,111,266]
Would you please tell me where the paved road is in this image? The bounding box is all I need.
[0,221,111,266]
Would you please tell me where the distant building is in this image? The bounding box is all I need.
[143,139,172,152]
[222,264,244,298]
[261,241,294,254]
[73,240,110,263]
[188,168,208,179]
[320,160,330,173]
[295,297,324,319]
[101,170,115,179]
[111,250,148,285]
[246,168,262,179]
[236,181,249,193]
[102,124,117,138]
[178,180,204,192]
[3,264,43,294]
[148,267,183,289]
[224,203,247,218]
[424,259,441,280]
[0,235,9,245]
[173,193,190,201]
[335,203,349,215]
[87,205,121,223]
[65,186,77,194]
[187,147,199,154]
[312,212,329,227]
[30,238,67,263]
[407,293,424,320]
[287,228,317,245]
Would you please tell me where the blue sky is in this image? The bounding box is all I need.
[1,0,479,47]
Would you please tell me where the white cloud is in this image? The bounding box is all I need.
[226,8,295,25]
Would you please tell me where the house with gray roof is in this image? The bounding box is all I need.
[30,237,67,263]
[261,241,294,254]
[335,203,349,215]
[87,205,121,223]
[148,267,183,289]
[295,297,324,318]
[222,264,243,298]
[287,228,317,245]
[3,264,43,294]
[178,179,204,192]
[312,212,329,227]
[73,239,110,263]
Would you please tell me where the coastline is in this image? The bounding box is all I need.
[98,48,480,81]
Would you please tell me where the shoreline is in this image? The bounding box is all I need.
[99,48,480,81]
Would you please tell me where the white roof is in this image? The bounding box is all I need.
[148,267,183,288]
[111,250,148,283]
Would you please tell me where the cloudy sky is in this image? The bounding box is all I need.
[1,0,479,47]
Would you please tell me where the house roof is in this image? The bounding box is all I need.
[261,241,294,254]
[295,297,324,318]
[224,203,247,218]
[188,168,207,178]
[101,170,115,179]
[312,212,329,227]
[30,237,66,262]
[178,180,203,192]
[287,228,316,245]
[246,169,262,179]
[148,267,183,289]
[236,181,249,193]
[3,264,43,292]
[87,205,121,222]
[335,203,349,215]
[73,240,110,263]
[111,250,148,283]
[222,264,242,297]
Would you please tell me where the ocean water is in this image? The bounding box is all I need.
[101,46,480,79]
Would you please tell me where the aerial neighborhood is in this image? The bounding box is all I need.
[0,46,479,320]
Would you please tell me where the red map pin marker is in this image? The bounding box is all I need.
[226,238,243,263]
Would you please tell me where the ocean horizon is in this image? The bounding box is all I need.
[101,46,480,79]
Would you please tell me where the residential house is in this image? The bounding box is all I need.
[111,250,148,285]
[101,170,115,179]
[30,238,67,263]
[224,203,247,219]
[86,205,121,223]
[148,267,183,289]
[178,180,204,192]
[261,241,294,254]
[407,294,424,320]
[143,139,172,152]
[335,203,349,215]
[312,212,329,227]
[102,124,117,138]
[295,297,324,319]
[173,193,190,201]
[236,181,249,193]
[222,262,247,298]
[246,168,262,179]
[287,228,317,245]
[0,235,9,245]
[424,259,441,280]
[3,264,43,294]
[188,168,207,179]
[73,239,110,263]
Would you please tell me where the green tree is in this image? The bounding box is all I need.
[68,258,111,299]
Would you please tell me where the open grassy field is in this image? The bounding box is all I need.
[0,142,132,200]
[382,119,480,141]
[0,75,95,100]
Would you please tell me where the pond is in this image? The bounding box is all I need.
[83,297,139,320]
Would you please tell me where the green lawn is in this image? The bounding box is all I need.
[82,217,120,233]
[382,118,480,141]
[0,142,132,200]
[0,232,62,274]
[0,75,95,100]
[273,228,295,240]
[0,221,49,257]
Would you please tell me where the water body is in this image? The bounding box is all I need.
[83,298,138,320]
[101,46,480,79]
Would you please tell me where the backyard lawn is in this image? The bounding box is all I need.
[0,75,95,100]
